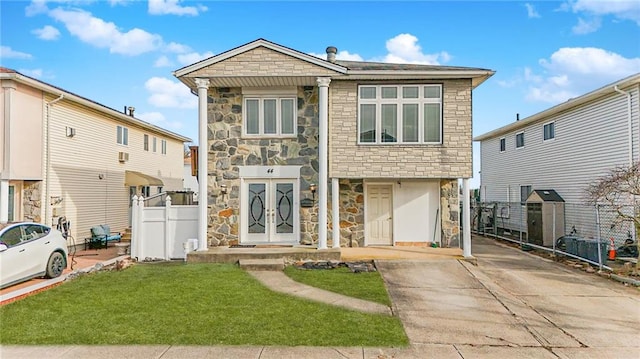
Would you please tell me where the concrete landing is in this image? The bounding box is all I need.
[188,246,341,263]
[238,258,285,271]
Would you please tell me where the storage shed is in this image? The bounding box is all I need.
[526,190,565,246]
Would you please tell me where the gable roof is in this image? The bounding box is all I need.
[474,73,640,141]
[1,67,191,142]
[527,189,565,202]
[173,38,495,89]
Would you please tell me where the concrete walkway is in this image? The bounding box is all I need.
[247,270,392,315]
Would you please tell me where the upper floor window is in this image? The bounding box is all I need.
[117,126,128,146]
[499,138,506,152]
[520,185,532,204]
[516,132,524,148]
[161,139,167,155]
[358,84,442,144]
[242,88,296,137]
[153,137,157,152]
[543,122,555,141]
[143,134,149,151]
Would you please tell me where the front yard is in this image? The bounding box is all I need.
[0,263,408,346]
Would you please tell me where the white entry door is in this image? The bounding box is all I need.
[367,184,393,245]
[242,179,298,243]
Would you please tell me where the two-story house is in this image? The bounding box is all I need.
[174,39,493,252]
[0,68,191,246]
[474,73,640,239]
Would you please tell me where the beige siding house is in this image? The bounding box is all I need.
[0,68,191,245]
[174,39,493,252]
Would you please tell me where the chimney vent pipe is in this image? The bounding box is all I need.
[326,46,337,63]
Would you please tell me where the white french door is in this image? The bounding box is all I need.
[242,179,298,243]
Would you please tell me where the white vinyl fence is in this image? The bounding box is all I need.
[130,195,198,261]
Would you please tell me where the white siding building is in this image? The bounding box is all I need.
[474,73,640,238]
[0,68,191,245]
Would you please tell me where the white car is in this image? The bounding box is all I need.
[0,222,68,289]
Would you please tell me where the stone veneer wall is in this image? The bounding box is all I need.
[23,181,42,222]
[207,86,320,246]
[440,179,460,247]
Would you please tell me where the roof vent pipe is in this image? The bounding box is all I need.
[516,113,520,121]
[128,106,135,117]
[326,46,337,63]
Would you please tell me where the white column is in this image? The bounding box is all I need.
[462,178,472,258]
[332,177,340,248]
[0,180,8,223]
[317,77,331,250]
[195,78,210,251]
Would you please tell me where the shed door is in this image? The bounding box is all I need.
[527,203,543,245]
[367,185,393,245]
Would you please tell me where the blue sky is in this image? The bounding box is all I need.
[2,0,640,187]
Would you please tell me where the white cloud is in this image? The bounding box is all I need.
[32,25,61,40]
[166,42,191,54]
[0,46,33,59]
[48,7,162,56]
[525,3,540,18]
[26,0,49,16]
[569,0,640,25]
[380,33,450,65]
[308,50,364,61]
[525,47,640,103]
[137,111,183,130]
[177,51,214,65]
[154,55,173,67]
[145,77,197,109]
[18,68,43,78]
[572,17,601,34]
[148,0,207,16]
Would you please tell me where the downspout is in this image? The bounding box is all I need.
[613,85,632,166]
[45,94,64,225]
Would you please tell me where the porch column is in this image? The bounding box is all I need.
[332,177,340,248]
[195,78,210,251]
[0,179,8,223]
[317,77,331,250]
[462,178,472,258]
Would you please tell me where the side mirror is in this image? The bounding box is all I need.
[0,243,8,252]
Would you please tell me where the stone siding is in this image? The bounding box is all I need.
[440,179,460,247]
[330,79,473,179]
[187,47,339,78]
[22,181,42,222]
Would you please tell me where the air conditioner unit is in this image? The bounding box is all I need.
[118,151,129,162]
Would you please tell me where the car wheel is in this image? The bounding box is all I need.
[45,252,65,278]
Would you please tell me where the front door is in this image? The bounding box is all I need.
[367,184,393,245]
[242,179,298,243]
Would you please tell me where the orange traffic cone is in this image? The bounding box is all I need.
[608,238,616,260]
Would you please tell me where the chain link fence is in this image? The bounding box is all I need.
[470,201,638,269]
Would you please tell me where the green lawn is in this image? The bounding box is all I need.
[284,265,392,306]
[0,263,408,346]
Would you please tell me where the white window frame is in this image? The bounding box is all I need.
[153,137,157,153]
[515,131,525,149]
[117,125,128,146]
[357,84,442,145]
[242,87,297,138]
[161,139,167,155]
[499,137,506,152]
[520,185,532,204]
[543,122,555,141]
[143,134,149,151]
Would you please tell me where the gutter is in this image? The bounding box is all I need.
[44,94,64,226]
[613,85,633,166]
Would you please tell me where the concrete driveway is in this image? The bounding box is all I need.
[377,235,640,358]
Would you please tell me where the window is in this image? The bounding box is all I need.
[157,186,163,194]
[161,139,167,155]
[358,84,442,144]
[152,137,157,152]
[543,122,555,141]
[516,132,524,148]
[143,134,149,151]
[243,89,296,137]
[499,138,506,152]
[520,185,532,204]
[117,126,128,145]
[141,186,150,197]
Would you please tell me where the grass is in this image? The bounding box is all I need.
[0,263,408,346]
[284,265,392,306]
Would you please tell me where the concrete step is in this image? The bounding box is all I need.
[239,258,285,271]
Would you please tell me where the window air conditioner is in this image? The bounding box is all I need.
[118,151,129,162]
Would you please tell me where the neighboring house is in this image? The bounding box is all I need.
[174,39,493,250]
[0,67,191,245]
[183,155,198,201]
[474,73,640,238]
